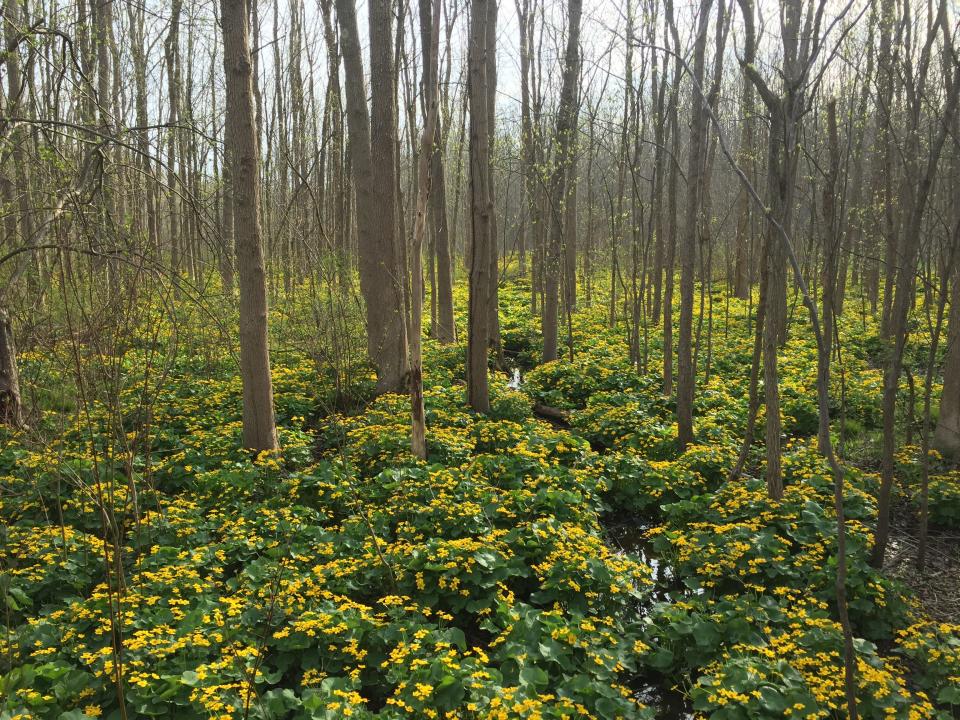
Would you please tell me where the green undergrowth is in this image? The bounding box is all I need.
[0,282,958,719]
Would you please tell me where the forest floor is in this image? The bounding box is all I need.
[887,512,960,622]
[1,282,959,719]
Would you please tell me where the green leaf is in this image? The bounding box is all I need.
[179,670,199,686]
[759,686,787,712]
[647,647,675,670]
[518,665,548,687]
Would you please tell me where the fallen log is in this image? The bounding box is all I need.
[533,402,570,427]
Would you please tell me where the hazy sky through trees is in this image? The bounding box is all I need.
[121,0,873,159]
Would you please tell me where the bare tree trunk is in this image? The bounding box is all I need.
[319,0,347,283]
[933,102,960,458]
[484,0,501,362]
[128,1,158,251]
[820,100,841,454]
[935,273,960,455]
[337,0,410,393]
[432,139,456,342]
[662,0,681,396]
[876,0,897,338]
[4,0,36,267]
[410,0,443,458]
[920,226,956,569]
[731,0,755,300]
[650,37,667,324]
[542,0,581,362]
[95,0,116,230]
[209,10,235,296]
[737,0,808,498]
[222,0,278,451]
[690,28,860,709]
[563,160,577,316]
[516,0,536,309]
[165,0,183,276]
[0,309,23,427]
[430,0,456,344]
[838,6,876,316]
[466,0,494,412]
[729,240,767,481]
[676,0,712,450]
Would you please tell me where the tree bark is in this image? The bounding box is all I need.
[676,0,712,450]
[662,0,682,396]
[0,309,23,428]
[165,0,183,276]
[542,0,581,363]
[337,0,410,393]
[466,0,495,412]
[222,0,278,451]
[410,0,442,458]
[484,0,501,361]
[820,99,841,454]
[935,272,960,455]
[429,0,456,344]
[731,0,755,300]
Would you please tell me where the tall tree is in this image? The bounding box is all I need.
[466,0,495,411]
[165,0,184,276]
[516,0,541,315]
[731,0,755,300]
[676,0,713,450]
[411,0,443,458]
[337,0,410,393]
[222,0,279,451]
[737,0,812,499]
[318,0,347,280]
[542,0,582,362]
[661,0,681,395]
[484,0,501,361]
[429,0,456,343]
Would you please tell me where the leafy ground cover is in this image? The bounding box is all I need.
[1,283,958,719]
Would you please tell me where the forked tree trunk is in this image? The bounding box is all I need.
[337,0,410,393]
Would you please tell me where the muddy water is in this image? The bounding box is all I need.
[605,520,695,719]
[514,369,693,718]
[606,522,676,600]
